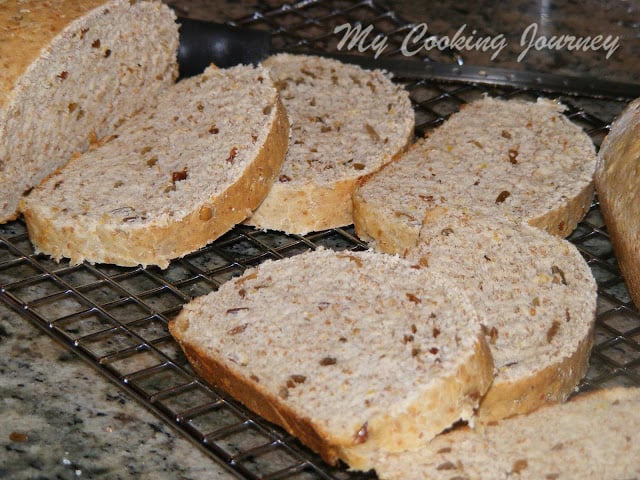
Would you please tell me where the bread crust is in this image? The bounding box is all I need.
[528,180,594,237]
[21,98,289,269]
[595,97,640,309]
[476,320,594,423]
[247,178,355,235]
[352,162,420,256]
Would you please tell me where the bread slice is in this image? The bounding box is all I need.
[404,208,597,423]
[353,96,597,255]
[595,97,640,309]
[374,386,640,480]
[20,64,289,269]
[169,248,494,470]
[243,53,414,234]
[0,0,179,223]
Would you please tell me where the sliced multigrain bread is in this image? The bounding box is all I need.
[595,97,640,309]
[0,0,179,223]
[404,208,597,423]
[243,53,414,234]
[20,64,289,269]
[169,248,494,471]
[353,96,597,255]
[374,386,640,480]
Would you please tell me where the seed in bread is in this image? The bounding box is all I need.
[20,64,289,268]
[404,208,597,423]
[169,248,494,471]
[374,386,640,480]
[353,96,598,255]
[595,97,640,309]
[244,53,415,234]
[0,0,179,223]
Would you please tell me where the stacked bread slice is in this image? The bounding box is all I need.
[244,53,415,234]
[0,0,180,223]
[374,386,640,480]
[169,248,494,470]
[404,208,597,423]
[21,64,289,268]
[353,96,598,255]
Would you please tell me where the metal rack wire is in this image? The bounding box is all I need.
[1,1,639,478]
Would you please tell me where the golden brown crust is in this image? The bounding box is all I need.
[21,99,289,269]
[476,321,594,423]
[246,178,355,235]
[595,98,640,309]
[0,0,109,109]
[600,193,640,308]
[528,181,594,237]
[247,133,414,235]
[352,157,418,255]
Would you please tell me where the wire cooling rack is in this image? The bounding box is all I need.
[2,1,640,479]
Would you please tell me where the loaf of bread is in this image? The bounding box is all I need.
[0,0,180,223]
[404,208,597,423]
[353,96,597,255]
[20,64,289,268]
[169,248,494,471]
[595,97,640,309]
[374,386,640,480]
[244,53,415,234]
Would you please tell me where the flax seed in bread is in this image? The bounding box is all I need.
[353,96,597,255]
[404,208,597,423]
[20,64,289,269]
[169,248,494,471]
[595,97,640,309]
[244,53,414,234]
[0,0,179,223]
[374,387,640,480]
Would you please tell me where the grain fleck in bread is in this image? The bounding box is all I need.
[20,64,289,269]
[0,0,179,223]
[595,97,640,309]
[405,208,597,423]
[353,96,597,255]
[374,386,640,480]
[244,53,414,234]
[169,248,494,470]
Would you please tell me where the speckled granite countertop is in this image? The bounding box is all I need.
[2,1,639,479]
[0,301,236,480]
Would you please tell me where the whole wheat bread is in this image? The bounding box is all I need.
[353,96,597,255]
[169,248,494,470]
[0,0,179,223]
[244,53,415,234]
[595,97,640,309]
[21,64,289,268]
[405,208,597,423]
[374,386,640,480]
